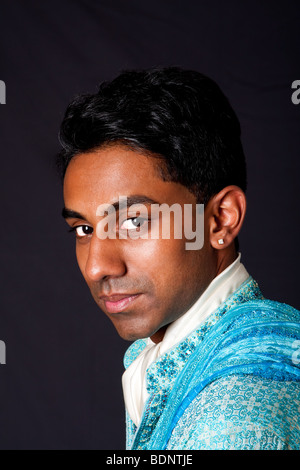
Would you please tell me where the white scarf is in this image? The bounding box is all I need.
[122,253,249,427]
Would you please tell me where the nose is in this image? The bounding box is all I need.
[83,235,127,282]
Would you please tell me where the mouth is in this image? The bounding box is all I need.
[99,293,141,314]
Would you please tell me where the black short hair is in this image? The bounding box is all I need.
[57,66,247,206]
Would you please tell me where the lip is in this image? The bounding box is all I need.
[100,293,141,314]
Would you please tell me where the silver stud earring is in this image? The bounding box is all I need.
[218,238,224,245]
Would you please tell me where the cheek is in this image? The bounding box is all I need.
[75,243,89,280]
[124,238,200,289]
[125,237,184,266]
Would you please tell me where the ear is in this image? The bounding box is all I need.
[207,185,247,250]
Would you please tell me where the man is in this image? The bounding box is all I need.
[57,67,300,450]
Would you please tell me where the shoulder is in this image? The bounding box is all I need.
[167,374,300,450]
[222,297,300,330]
[237,297,300,317]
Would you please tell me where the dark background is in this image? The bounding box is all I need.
[0,0,299,450]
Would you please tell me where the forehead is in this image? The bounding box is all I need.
[63,145,195,211]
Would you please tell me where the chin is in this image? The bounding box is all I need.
[116,329,148,342]
[112,320,158,342]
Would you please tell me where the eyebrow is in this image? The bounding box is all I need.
[62,195,160,220]
[62,208,86,220]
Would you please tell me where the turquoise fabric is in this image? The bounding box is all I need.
[124,277,300,450]
[166,374,300,450]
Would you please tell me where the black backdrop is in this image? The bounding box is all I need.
[0,0,299,450]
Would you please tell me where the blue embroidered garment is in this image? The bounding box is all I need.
[124,277,300,450]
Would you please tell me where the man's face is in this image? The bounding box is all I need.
[63,144,216,342]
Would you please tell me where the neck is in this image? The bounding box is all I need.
[215,248,238,277]
[150,248,239,344]
[151,325,169,344]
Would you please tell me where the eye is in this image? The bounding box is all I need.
[121,217,146,230]
[69,225,93,238]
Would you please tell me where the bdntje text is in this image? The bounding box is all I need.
[105,454,193,467]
